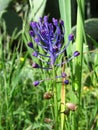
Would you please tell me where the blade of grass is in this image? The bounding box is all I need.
[59,0,72,56]
[75,0,85,129]
[75,0,85,102]
[58,0,72,129]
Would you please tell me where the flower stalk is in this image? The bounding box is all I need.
[61,61,66,130]
[52,65,58,129]
[27,16,80,129]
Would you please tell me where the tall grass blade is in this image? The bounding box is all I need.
[58,0,72,129]
[75,0,85,101]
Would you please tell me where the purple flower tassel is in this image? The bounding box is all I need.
[27,16,80,86]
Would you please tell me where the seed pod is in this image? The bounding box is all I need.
[66,102,77,111]
[43,92,53,99]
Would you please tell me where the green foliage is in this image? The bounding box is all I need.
[0,0,12,12]
[2,10,22,35]
[0,0,98,130]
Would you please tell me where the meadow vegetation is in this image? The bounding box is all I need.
[0,0,98,130]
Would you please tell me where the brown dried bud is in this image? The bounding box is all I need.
[66,103,77,111]
[44,118,52,123]
[43,92,53,99]
[51,125,55,129]
[60,109,70,116]
[63,109,70,115]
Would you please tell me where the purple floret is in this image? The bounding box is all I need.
[33,81,40,86]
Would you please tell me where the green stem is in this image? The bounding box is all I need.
[52,65,58,129]
[61,84,65,130]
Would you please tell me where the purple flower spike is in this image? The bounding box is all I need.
[68,34,74,41]
[32,63,39,68]
[64,80,69,85]
[74,51,80,57]
[28,16,66,66]
[27,16,80,86]
[33,81,40,86]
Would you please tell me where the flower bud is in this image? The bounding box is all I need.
[53,45,58,52]
[30,22,37,28]
[32,52,38,57]
[34,37,40,43]
[68,34,74,41]
[62,72,67,78]
[28,42,33,48]
[59,20,64,26]
[33,81,40,86]
[44,16,48,22]
[52,18,58,26]
[66,103,77,111]
[43,92,53,99]
[64,80,69,85]
[74,51,80,57]
[32,63,39,68]
[44,118,52,123]
[62,109,70,115]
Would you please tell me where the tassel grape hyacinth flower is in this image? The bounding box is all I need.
[28,16,80,129]
[28,16,80,86]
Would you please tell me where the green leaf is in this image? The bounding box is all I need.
[29,0,47,21]
[2,10,22,35]
[0,0,12,12]
[72,18,98,47]
[87,34,98,48]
